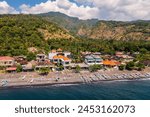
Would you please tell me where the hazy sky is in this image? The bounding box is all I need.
[0,0,150,21]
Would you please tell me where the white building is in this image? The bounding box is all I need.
[84,55,103,65]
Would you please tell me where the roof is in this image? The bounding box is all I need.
[85,55,94,59]
[57,48,63,52]
[85,55,102,60]
[116,52,124,55]
[6,67,17,71]
[103,60,120,66]
[37,60,52,66]
[51,49,57,53]
[53,55,70,61]
[0,56,14,61]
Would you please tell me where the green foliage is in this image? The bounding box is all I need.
[126,61,135,70]
[75,65,81,73]
[56,63,64,71]
[89,64,102,72]
[39,67,50,75]
[16,65,22,72]
[0,15,69,57]
[27,52,36,61]
[119,64,125,71]
[0,14,150,64]
[136,63,145,71]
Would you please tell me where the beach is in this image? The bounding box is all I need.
[0,68,150,89]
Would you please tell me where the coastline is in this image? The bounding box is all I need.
[1,68,150,89]
[1,78,150,90]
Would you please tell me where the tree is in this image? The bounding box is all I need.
[57,63,64,71]
[27,52,36,61]
[119,64,125,71]
[75,65,81,73]
[16,65,22,72]
[126,61,135,70]
[39,67,50,75]
[89,64,102,72]
[136,63,145,71]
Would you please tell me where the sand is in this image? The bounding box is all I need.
[0,68,150,88]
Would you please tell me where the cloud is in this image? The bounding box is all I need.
[74,0,150,21]
[0,1,18,14]
[0,0,150,21]
[19,0,99,20]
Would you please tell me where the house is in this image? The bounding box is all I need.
[122,55,134,63]
[48,49,72,68]
[22,60,36,71]
[0,56,15,67]
[48,49,71,61]
[81,51,101,57]
[115,52,124,58]
[35,60,54,70]
[103,60,121,67]
[53,55,71,68]
[14,56,28,65]
[36,54,47,62]
[84,55,103,65]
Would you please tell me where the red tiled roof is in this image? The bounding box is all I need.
[53,55,70,61]
[6,67,17,71]
[103,60,120,66]
[0,56,14,61]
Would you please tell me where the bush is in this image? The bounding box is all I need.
[89,64,102,72]
[39,67,50,75]
[136,63,145,71]
[75,65,81,73]
[16,65,22,72]
[119,64,125,71]
[126,61,135,70]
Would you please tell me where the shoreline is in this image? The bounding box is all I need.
[0,75,150,90]
[1,68,150,89]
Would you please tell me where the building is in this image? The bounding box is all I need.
[35,60,54,70]
[115,52,124,58]
[36,54,47,62]
[48,49,72,68]
[6,67,17,73]
[84,55,103,65]
[0,56,15,67]
[48,49,71,61]
[14,56,28,65]
[103,60,121,67]
[53,55,71,68]
[22,60,36,72]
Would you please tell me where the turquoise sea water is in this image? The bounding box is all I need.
[0,80,150,100]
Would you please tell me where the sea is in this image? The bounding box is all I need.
[0,79,150,100]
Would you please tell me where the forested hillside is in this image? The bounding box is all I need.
[40,12,150,40]
[0,15,73,56]
[0,14,150,62]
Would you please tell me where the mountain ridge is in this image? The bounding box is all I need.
[38,12,150,40]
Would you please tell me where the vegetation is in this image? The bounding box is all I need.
[0,15,72,57]
[126,61,135,70]
[119,64,125,71]
[56,63,64,71]
[39,67,50,75]
[0,14,150,65]
[39,12,150,40]
[136,63,145,71]
[16,65,22,72]
[89,64,102,72]
[74,65,81,73]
